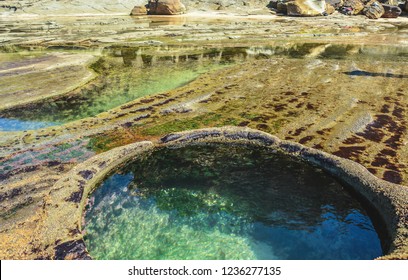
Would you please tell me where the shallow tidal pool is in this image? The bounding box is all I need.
[84,144,382,260]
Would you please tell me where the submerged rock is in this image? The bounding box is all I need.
[286,0,326,16]
[363,0,385,19]
[381,4,401,18]
[130,5,148,15]
[147,0,186,15]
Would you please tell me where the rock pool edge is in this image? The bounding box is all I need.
[43,126,408,260]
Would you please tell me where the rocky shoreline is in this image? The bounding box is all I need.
[0,0,407,260]
[2,0,408,18]
[28,127,408,259]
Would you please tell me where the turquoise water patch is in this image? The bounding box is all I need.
[84,144,383,260]
[0,117,58,131]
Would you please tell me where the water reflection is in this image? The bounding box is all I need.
[1,42,408,129]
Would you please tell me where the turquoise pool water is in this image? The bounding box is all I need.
[84,144,383,260]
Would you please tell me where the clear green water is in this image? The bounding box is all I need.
[2,43,408,130]
[84,144,383,260]
[0,60,226,126]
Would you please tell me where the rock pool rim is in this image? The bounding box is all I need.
[45,127,408,260]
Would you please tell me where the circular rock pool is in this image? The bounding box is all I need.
[83,143,383,260]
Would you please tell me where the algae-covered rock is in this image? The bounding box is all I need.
[286,0,326,16]
[147,0,186,15]
[381,4,401,18]
[363,0,385,19]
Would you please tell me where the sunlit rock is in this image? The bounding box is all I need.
[130,5,147,15]
[363,0,385,19]
[147,0,186,15]
[286,0,326,17]
[326,3,336,14]
[340,0,365,15]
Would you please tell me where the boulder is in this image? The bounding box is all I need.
[341,0,365,15]
[363,0,384,18]
[277,1,289,13]
[378,0,398,5]
[286,0,326,16]
[326,3,336,14]
[325,0,344,9]
[381,4,401,18]
[147,0,186,15]
[268,0,279,9]
[130,5,147,15]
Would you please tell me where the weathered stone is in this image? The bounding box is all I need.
[286,0,326,16]
[268,0,279,9]
[130,5,147,15]
[277,1,289,13]
[147,0,186,15]
[363,0,385,19]
[326,3,336,14]
[341,0,365,15]
[325,0,343,8]
[381,4,401,18]
[378,0,398,6]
